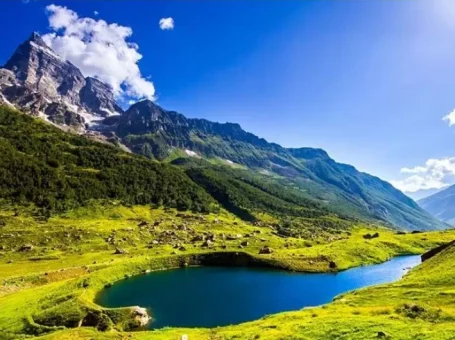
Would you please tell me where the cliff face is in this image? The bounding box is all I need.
[0,32,122,130]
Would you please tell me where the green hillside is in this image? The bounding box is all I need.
[0,106,214,215]
[109,100,447,231]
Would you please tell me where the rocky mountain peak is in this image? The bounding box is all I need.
[3,32,85,104]
[0,32,124,130]
[27,31,49,48]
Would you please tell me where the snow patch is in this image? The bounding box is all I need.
[30,41,65,62]
[185,149,198,157]
[76,109,103,126]
[226,159,234,164]
[100,107,120,116]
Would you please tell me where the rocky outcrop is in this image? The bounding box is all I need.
[0,68,16,86]
[79,77,123,117]
[421,241,455,262]
[1,32,122,131]
[44,102,86,127]
[131,306,151,326]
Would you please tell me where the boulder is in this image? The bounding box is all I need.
[259,246,273,254]
[114,247,128,255]
[240,241,249,247]
[18,244,33,252]
[192,235,204,242]
[131,306,151,327]
[202,240,212,247]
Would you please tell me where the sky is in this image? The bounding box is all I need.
[2,0,455,199]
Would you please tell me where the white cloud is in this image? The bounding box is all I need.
[94,10,99,16]
[42,4,155,101]
[159,17,174,30]
[443,109,455,126]
[391,157,455,192]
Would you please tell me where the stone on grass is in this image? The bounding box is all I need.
[18,244,33,252]
[259,246,273,254]
[114,247,128,255]
[202,240,212,247]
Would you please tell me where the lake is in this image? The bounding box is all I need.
[96,255,420,329]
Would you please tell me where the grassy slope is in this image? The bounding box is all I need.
[115,101,446,231]
[0,204,454,340]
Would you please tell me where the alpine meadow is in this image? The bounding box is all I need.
[1,2,455,340]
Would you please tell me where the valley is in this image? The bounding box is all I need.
[0,23,454,340]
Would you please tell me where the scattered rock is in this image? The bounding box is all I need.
[202,240,212,247]
[377,331,387,338]
[18,244,33,252]
[240,241,249,247]
[259,246,273,254]
[114,247,128,255]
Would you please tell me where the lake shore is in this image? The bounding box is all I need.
[1,206,454,339]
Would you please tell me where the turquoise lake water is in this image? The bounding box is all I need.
[96,255,420,329]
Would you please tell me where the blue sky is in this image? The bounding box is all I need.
[2,0,455,198]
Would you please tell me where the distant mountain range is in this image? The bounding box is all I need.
[0,32,447,231]
[418,186,455,225]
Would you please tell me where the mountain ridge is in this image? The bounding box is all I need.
[0,32,447,231]
[418,185,455,225]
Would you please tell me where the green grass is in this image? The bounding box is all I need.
[0,203,455,339]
